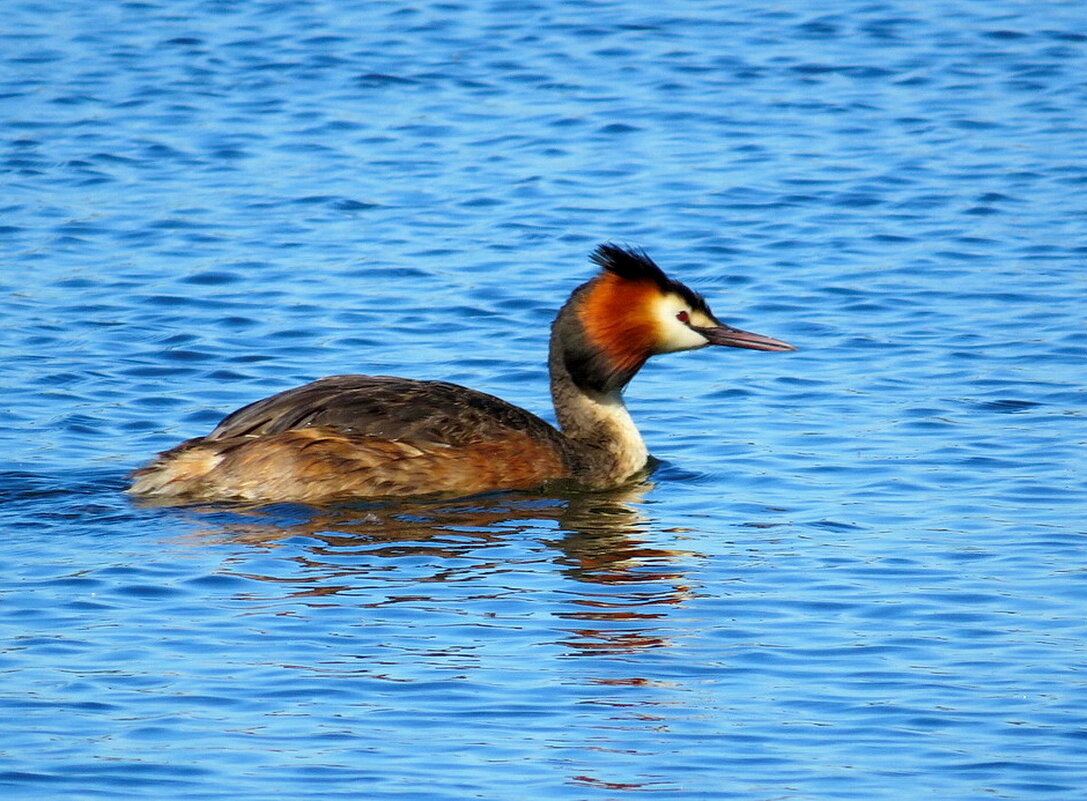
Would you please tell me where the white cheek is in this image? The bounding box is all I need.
[660,318,710,352]
[651,297,709,353]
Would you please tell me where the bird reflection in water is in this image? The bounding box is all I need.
[171,479,699,656]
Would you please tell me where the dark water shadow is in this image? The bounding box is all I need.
[2,465,702,657]
[156,480,702,656]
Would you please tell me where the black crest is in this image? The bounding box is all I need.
[590,243,672,288]
[589,243,711,315]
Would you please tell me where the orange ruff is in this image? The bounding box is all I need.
[577,273,659,375]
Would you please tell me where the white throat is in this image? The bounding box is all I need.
[587,392,648,478]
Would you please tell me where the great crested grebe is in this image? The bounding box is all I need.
[129,244,795,503]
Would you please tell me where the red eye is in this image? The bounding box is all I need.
[676,310,690,323]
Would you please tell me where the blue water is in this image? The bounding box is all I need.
[3,0,1086,798]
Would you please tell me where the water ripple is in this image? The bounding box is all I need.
[2,1,1087,799]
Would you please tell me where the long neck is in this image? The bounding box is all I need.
[548,302,649,487]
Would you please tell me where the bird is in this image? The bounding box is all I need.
[129,244,795,504]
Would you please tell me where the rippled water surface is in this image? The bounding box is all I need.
[3,1,1086,799]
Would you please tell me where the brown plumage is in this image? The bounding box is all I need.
[129,244,795,504]
[131,377,575,501]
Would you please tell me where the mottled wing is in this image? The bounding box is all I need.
[206,374,566,450]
